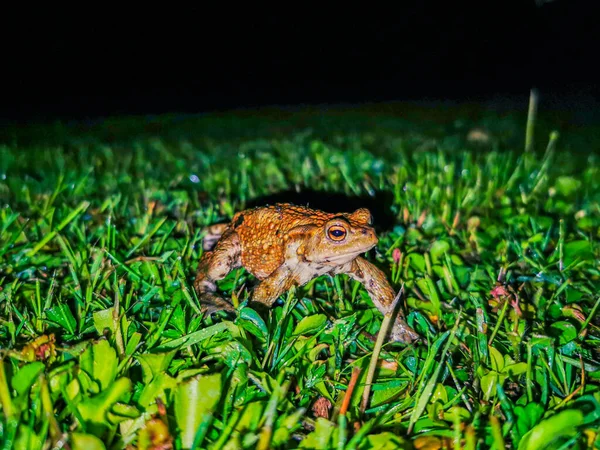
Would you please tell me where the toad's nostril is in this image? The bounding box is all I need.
[361,229,368,235]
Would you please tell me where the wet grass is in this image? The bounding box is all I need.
[1,107,600,449]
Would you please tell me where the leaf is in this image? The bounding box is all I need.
[505,362,528,377]
[406,253,425,272]
[574,395,600,426]
[429,382,448,404]
[517,409,584,450]
[480,371,506,401]
[563,240,594,268]
[79,339,118,392]
[174,372,222,449]
[239,307,268,341]
[77,377,132,430]
[208,340,253,368]
[12,362,44,396]
[272,408,306,446]
[430,240,450,264]
[489,346,505,372]
[46,303,77,334]
[293,314,328,336]
[427,382,449,419]
[443,406,471,423]
[371,380,407,407]
[514,402,544,441]
[125,332,142,356]
[235,401,264,432]
[408,330,452,432]
[554,176,581,197]
[155,322,233,350]
[137,373,177,408]
[423,276,441,317]
[93,307,116,336]
[70,433,107,450]
[299,417,336,449]
[13,424,45,450]
[363,432,409,449]
[136,351,176,384]
[549,321,578,345]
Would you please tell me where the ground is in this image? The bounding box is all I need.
[0,103,599,449]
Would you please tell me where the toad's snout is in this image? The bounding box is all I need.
[359,227,378,244]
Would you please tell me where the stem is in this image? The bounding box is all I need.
[525,88,539,153]
[360,285,404,414]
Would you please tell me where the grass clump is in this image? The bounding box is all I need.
[0,110,599,449]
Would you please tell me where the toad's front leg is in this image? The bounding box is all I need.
[252,265,296,307]
[194,231,242,315]
[335,257,419,343]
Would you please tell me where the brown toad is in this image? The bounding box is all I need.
[194,203,418,343]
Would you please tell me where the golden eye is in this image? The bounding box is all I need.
[328,225,347,241]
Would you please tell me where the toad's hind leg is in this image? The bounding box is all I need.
[202,223,230,251]
[194,231,241,315]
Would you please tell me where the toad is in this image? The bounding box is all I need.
[194,203,418,343]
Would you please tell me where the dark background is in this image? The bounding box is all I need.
[2,1,597,123]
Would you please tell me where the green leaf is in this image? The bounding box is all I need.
[155,322,234,350]
[12,362,44,396]
[93,307,116,336]
[272,408,306,446]
[136,351,176,384]
[138,373,177,408]
[430,240,450,264]
[13,424,45,450]
[209,340,254,368]
[77,377,132,430]
[563,240,594,268]
[554,176,581,197]
[293,314,328,336]
[517,409,584,450]
[70,433,107,450]
[406,253,425,272]
[479,371,506,401]
[174,372,222,449]
[514,402,544,441]
[235,401,264,432]
[46,303,77,334]
[363,432,409,449]
[299,418,336,449]
[443,406,471,423]
[408,330,452,432]
[489,346,505,372]
[79,339,118,392]
[549,321,578,345]
[371,380,407,407]
[505,362,528,377]
[239,307,268,341]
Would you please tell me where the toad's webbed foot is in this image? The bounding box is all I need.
[389,318,420,343]
[198,292,237,316]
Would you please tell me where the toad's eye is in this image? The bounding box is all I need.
[327,225,347,241]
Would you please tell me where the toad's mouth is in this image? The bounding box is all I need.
[317,243,377,264]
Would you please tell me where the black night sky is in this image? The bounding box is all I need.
[2,1,598,123]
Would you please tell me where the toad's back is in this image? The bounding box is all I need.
[229,203,335,279]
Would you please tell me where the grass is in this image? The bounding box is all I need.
[0,104,600,449]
